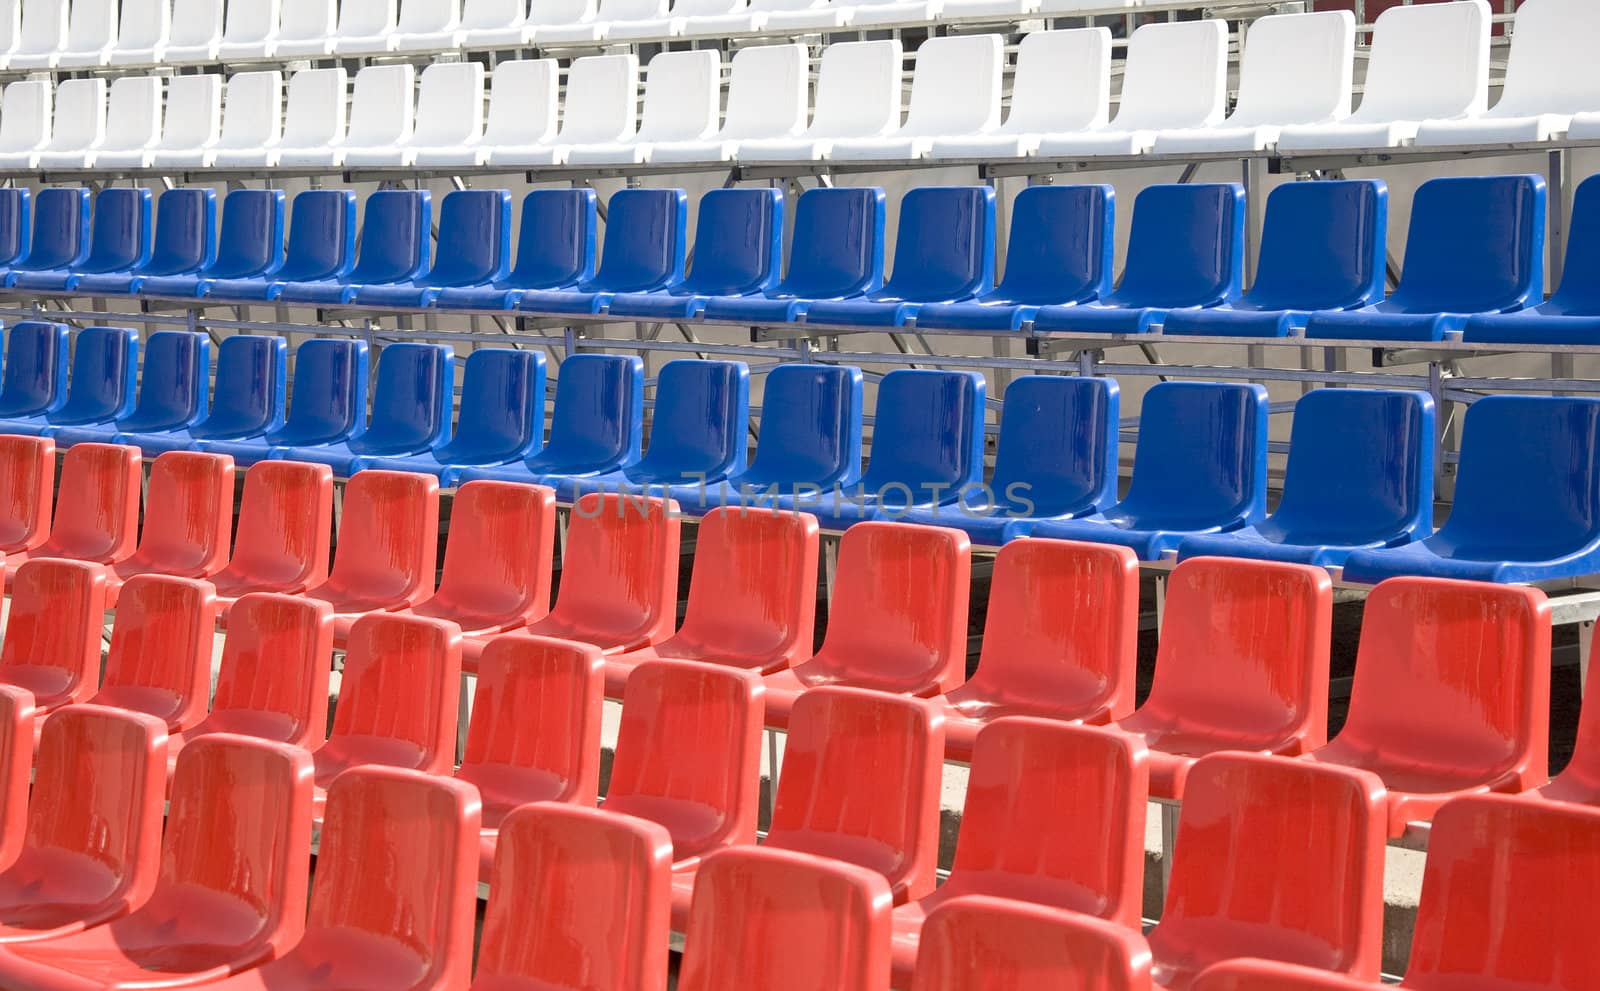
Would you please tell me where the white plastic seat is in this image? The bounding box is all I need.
[332,0,400,54]
[338,65,418,168]
[507,54,637,166]
[739,39,901,162]
[1036,19,1227,158]
[149,74,224,170]
[850,0,941,29]
[208,72,285,169]
[931,29,1108,159]
[681,0,822,36]
[108,0,171,65]
[831,34,1000,160]
[0,80,51,170]
[163,0,224,62]
[459,0,531,47]
[274,0,338,57]
[274,68,350,169]
[651,43,805,164]
[456,59,556,168]
[565,50,718,165]
[360,61,484,167]
[1417,0,1600,145]
[536,0,667,45]
[82,76,162,171]
[524,0,597,39]
[761,0,865,31]
[391,0,464,52]
[608,0,741,41]
[217,0,282,61]
[35,78,103,171]
[7,0,69,70]
[0,0,20,67]
[54,0,118,68]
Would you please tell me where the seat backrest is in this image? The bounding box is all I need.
[1550,172,1600,311]
[280,67,347,149]
[481,58,557,148]
[0,320,69,418]
[0,0,17,50]
[45,77,104,154]
[276,187,356,283]
[121,330,209,431]
[989,375,1119,515]
[1229,10,1353,125]
[442,348,546,461]
[477,803,671,991]
[0,685,32,871]
[335,0,397,38]
[605,660,764,857]
[683,188,782,296]
[411,60,483,148]
[996,184,1114,304]
[42,441,140,561]
[1004,28,1110,134]
[1113,183,1244,308]
[16,0,67,53]
[1154,753,1387,982]
[882,186,994,301]
[215,71,282,152]
[779,186,886,299]
[636,359,749,479]
[361,342,454,450]
[430,188,511,287]
[912,897,1154,991]
[102,75,162,154]
[0,187,27,267]
[112,0,168,54]
[679,846,893,991]
[462,0,527,30]
[146,187,217,275]
[348,188,430,285]
[721,43,806,141]
[1246,179,1386,311]
[223,459,333,592]
[742,362,862,489]
[95,574,217,730]
[20,187,88,272]
[0,433,52,551]
[550,493,679,643]
[557,54,638,144]
[593,187,687,292]
[197,333,287,438]
[634,49,719,144]
[54,325,137,425]
[508,187,596,289]
[167,0,222,48]
[0,81,49,156]
[156,74,220,151]
[324,469,439,603]
[1188,962,1370,991]
[533,353,644,471]
[207,188,286,280]
[900,34,1001,138]
[220,0,277,44]
[326,614,460,776]
[432,479,555,623]
[858,369,986,496]
[592,0,664,23]
[1112,19,1228,131]
[810,39,902,140]
[0,558,105,708]
[206,593,334,749]
[63,0,115,57]
[279,0,336,42]
[276,337,369,443]
[1115,381,1268,527]
[1353,0,1488,125]
[1490,0,1600,117]
[396,0,459,32]
[79,188,151,275]
[133,450,234,574]
[1391,174,1545,313]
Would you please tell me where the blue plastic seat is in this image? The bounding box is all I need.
[775,368,986,530]
[350,190,514,310]
[701,187,886,325]
[10,188,151,294]
[196,337,368,468]
[270,342,454,476]
[1464,173,1600,345]
[1342,396,1600,583]
[606,189,784,321]
[1030,381,1269,560]
[520,189,688,318]
[915,185,1116,332]
[803,186,996,329]
[1164,180,1389,338]
[901,375,1120,546]
[118,334,287,457]
[435,190,599,312]
[140,189,286,299]
[205,190,357,302]
[1,188,90,288]
[74,188,217,296]
[352,349,547,480]
[0,321,68,420]
[0,325,137,438]
[277,190,430,307]
[444,353,644,489]
[1178,388,1435,566]
[1305,174,1547,343]
[53,331,211,450]
[668,362,863,513]
[0,188,31,270]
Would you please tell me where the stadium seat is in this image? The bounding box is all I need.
[434,188,596,308]
[913,898,1154,991]
[146,75,222,170]
[605,506,819,695]
[679,847,892,991]
[106,0,166,64]
[351,190,510,307]
[1163,180,1388,337]
[566,50,720,165]
[241,68,347,169]
[458,0,535,47]
[538,0,667,44]
[76,188,217,296]
[762,522,969,725]
[1,191,88,288]
[204,189,356,301]
[273,0,339,57]
[1308,578,1549,837]
[203,73,284,169]
[0,705,166,944]
[279,189,429,304]
[9,188,150,295]
[197,337,367,467]
[1306,174,1546,341]
[833,35,1001,161]
[608,188,783,319]
[418,58,552,167]
[701,186,885,324]
[762,0,868,31]
[52,330,209,449]
[486,54,635,167]
[51,0,116,69]
[160,0,222,62]
[88,574,218,735]
[269,342,453,475]
[651,44,807,163]
[891,720,1147,984]
[0,435,52,555]
[1114,557,1332,800]
[0,82,50,169]
[1030,381,1268,558]
[6,0,68,68]
[103,450,233,603]
[472,804,671,991]
[459,635,604,876]
[118,334,286,457]
[934,539,1138,762]
[1038,20,1228,157]
[1543,636,1600,805]
[914,185,1115,331]
[299,65,416,168]
[683,0,835,35]
[1190,964,1374,991]
[0,328,72,430]
[0,560,105,716]
[85,75,163,170]
[0,686,31,872]
[2,442,139,581]
[386,61,486,166]
[1177,389,1434,565]
[1465,172,1600,344]
[609,0,733,39]
[207,460,333,608]
[445,352,643,488]
[1030,184,1245,334]
[931,29,1108,159]
[31,79,104,172]
[390,0,465,50]
[299,468,439,620]
[216,0,279,60]
[141,190,284,297]
[0,188,28,269]
[331,0,400,53]
[739,40,902,161]
[0,325,137,438]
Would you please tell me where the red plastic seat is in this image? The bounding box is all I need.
[0,707,167,943]
[0,435,53,555]
[0,559,106,719]
[1308,577,1551,837]
[87,574,218,735]
[911,895,1155,991]
[206,767,480,991]
[209,460,334,609]
[105,451,235,605]
[678,846,893,991]
[456,634,604,879]
[4,443,141,587]
[311,613,461,816]
[934,539,1140,762]
[301,468,439,620]
[762,521,970,727]
[602,660,765,927]
[471,803,673,991]
[1190,961,1374,991]
[889,719,1149,985]
[1543,627,1600,804]
[1146,753,1388,990]
[0,686,35,873]
[605,506,820,697]
[0,735,315,990]
[1113,557,1332,800]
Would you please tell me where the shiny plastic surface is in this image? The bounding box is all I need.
[90,574,218,733]
[209,459,333,606]
[206,189,356,301]
[0,560,105,713]
[0,189,31,268]
[10,187,149,293]
[3,189,89,286]
[1188,961,1371,991]
[142,189,286,298]
[351,189,513,308]
[6,442,140,576]
[435,188,598,309]
[0,688,30,872]
[1465,173,1600,343]
[197,337,368,467]
[76,187,217,295]
[20,325,137,436]
[607,188,784,319]
[57,330,210,449]
[912,896,1155,991]
[0,321,69,420]
[302,468,438,616]
[0,435,53,553]
[107,451,235,598]
[520,188,687,315]
[278,189,430,305]
[118,335,287,456]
